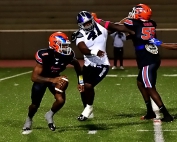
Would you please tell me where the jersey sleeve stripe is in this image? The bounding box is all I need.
[124,19,133,25]
[35,52,43,64]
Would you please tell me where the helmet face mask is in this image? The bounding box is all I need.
[77,11,95,32]
[49,32,71,55]
[128,4,152,21]
[128,7,136,19]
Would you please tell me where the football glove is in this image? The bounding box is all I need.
[149,38,162,46]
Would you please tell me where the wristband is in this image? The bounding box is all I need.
[78,75,84,85]
[90,49,99,56]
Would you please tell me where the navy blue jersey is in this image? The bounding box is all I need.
[35,48,75,77]
[124,18,156,46]
[124,18,160,68]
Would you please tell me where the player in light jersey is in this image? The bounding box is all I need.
[71,11,134,121]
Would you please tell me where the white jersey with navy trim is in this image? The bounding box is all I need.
[76,23,110,67]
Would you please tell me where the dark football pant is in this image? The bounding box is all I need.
[137,62,160,88]
[31,82,56,106]
[113,47,124,66]
[82,65,109,87]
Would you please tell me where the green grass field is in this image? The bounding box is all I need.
[0,67,177,142]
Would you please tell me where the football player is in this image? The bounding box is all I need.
[71,11,135,121]
[22,32,84,134]
[92,4,173,122]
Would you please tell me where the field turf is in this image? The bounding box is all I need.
[0,67,177,142]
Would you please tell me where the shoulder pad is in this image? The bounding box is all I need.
[35,49,49,64]
[35,50,43,64]
[76,31,84,38]
[71,30,84,42]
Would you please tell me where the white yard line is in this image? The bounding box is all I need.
[0,71,32,81]
[107,74,177,78]
[107,73,177,141]
[106,74,137,77]
[151,99,164,142]
[106,75,118,77]
[153,120,164,142]
[88,130,97,134]
[163,74,177,77]
[137,130,177,132]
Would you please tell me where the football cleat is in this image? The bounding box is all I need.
[88,113,94,119]
[48,123,56,131]
[78,113,94,121]
[161,115,174,122]
[22,117,32,134]
[77,114,88,121]
[22,128,32,135]
[141,112,156,120]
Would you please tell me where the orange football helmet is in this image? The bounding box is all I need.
[128,4,152,21]
[49,32,71,55]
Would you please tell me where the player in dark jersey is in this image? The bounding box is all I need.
[92,4,173,122]
[22,32,84,134]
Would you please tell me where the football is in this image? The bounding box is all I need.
[55,76,69,93]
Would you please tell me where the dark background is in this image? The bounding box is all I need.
[0,0,177,59]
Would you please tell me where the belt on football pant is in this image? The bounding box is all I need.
[135,45,145,50]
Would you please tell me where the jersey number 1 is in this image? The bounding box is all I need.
[141,27,155,40]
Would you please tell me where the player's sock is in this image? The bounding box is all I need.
[140,101,156,120]
[22,117,33,134]
[78,104,93,121]
[82,104,93,117]
[45,109,54,123]
[145,101,154,112]
[45,110,56,131]
[159,105,170,115]
[22,117,32,129]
